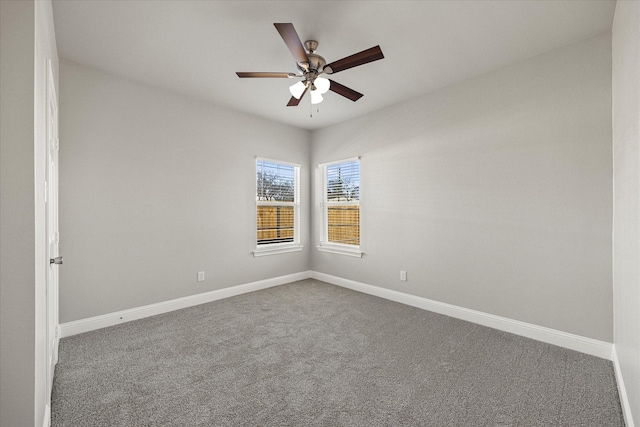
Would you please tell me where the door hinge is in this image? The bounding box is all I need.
[44,180,48,203]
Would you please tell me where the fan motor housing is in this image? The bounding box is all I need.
[297,40,326,73]
[298,54,326,73]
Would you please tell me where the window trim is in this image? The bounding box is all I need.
[317,157,363,257]
[254,157,303,257]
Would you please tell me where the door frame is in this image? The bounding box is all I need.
[44,57,60,418]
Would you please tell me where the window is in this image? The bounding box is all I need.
[318,158,362,257]
[255,158,301,256]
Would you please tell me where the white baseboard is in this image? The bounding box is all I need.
[612,346,636,427]
[60,270,613,362]
[57,270,626,422]
[53,324,60,366]
[310,271,613,361]
[60,271,311,338]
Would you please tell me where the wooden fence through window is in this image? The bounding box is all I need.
[327,206,359,245]
[257,206,294,244]
[257,205,360,246]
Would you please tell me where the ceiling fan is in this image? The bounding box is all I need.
[236,23,384,107]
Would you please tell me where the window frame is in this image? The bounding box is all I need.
[254,157,302,257]
[317,157,363,258]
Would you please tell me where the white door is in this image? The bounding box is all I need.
[45,59,60,399]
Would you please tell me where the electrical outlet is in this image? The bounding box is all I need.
[400,270,407,281]
[197,271,205,282]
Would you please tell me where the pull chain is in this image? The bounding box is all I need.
[309,100,320,118]
[309,101,320,118]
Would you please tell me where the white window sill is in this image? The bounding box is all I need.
[253,245,303,257]
[316,245,363,258]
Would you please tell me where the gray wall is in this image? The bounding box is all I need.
[613,1,640,424]
[311,33,613,342]
[0,2,36,425]
[59,61,311,323]
[1,1,59,425]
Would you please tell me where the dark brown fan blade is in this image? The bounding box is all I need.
[328,79,363,102]
[274,23,309,66]
[236,72,297,78]
[287,86,309,106]
[325,45,384,74]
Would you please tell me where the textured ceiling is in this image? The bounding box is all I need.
[52,1,616,130]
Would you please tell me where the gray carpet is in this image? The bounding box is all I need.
[51,279,625,426]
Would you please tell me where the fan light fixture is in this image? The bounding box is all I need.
[314,77,330,94]
[310,86,323,104]
[289,81,307,99]
[290,76,330,103]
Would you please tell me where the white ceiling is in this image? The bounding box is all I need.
[52,0,616,130]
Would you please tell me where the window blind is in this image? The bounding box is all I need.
[326,160,360,202]
[256,160,295,202]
